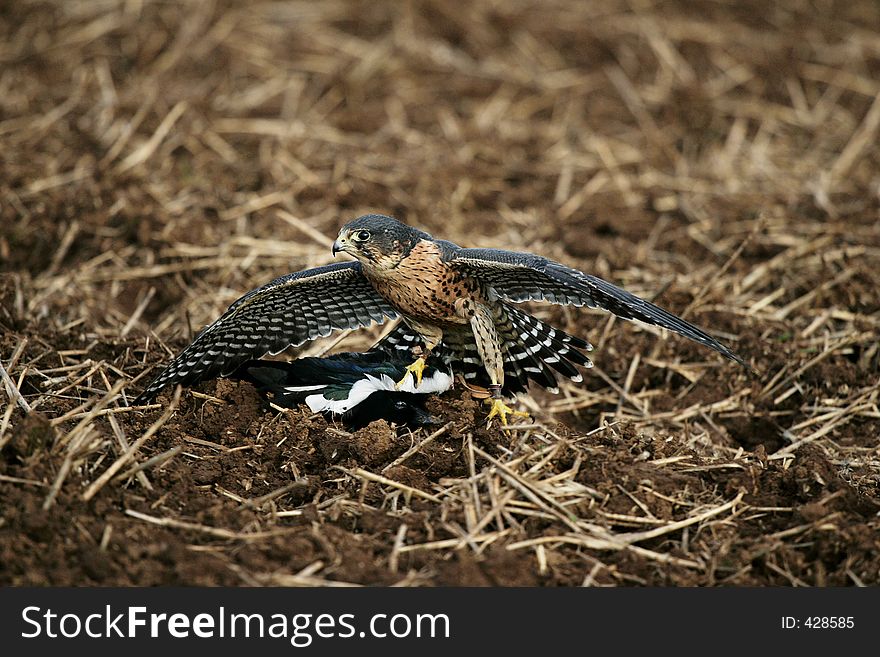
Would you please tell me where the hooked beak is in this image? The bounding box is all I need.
[331,238,344,256]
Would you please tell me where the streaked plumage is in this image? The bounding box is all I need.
[230,352,452,429]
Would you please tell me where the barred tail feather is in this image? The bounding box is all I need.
[492,311,560,393]
[369,310,594,395]
[504,305,593,381]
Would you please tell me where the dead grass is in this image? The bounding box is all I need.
[1,0,878,586]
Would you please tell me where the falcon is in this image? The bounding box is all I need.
[133,214,750,423]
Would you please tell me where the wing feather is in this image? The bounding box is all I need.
[448,248,750,369]
[134,261,397,403]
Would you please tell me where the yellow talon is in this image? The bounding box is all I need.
[484,397,530,427]
[396,356,427,389]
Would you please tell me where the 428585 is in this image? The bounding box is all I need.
[782,617,854,629]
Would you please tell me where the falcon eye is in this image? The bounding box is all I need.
[353,230,371,242]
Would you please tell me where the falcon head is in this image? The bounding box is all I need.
[332,214,429,271]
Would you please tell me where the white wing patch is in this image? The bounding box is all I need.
[304,369,454,415]
[392,369,454,395]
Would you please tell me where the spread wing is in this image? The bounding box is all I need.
[446,247,750,369]
[133,261,397,403]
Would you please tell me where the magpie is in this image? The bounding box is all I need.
[230,351,453,429]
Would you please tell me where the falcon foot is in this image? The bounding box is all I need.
[484,397,529,427]
[396,356,427,389]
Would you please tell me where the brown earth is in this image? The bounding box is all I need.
[1,0,879,586]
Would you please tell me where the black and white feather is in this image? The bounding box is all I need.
[231,352,453,429]
[373,304,594,395]
[133,262,397,404]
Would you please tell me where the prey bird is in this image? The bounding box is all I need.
[134,214,750,423]
[230,352,452,429]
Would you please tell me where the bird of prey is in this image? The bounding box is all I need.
[134,214,749,424]
[230,352,452,429]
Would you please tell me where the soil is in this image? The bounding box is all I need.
[1,0,878,586]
